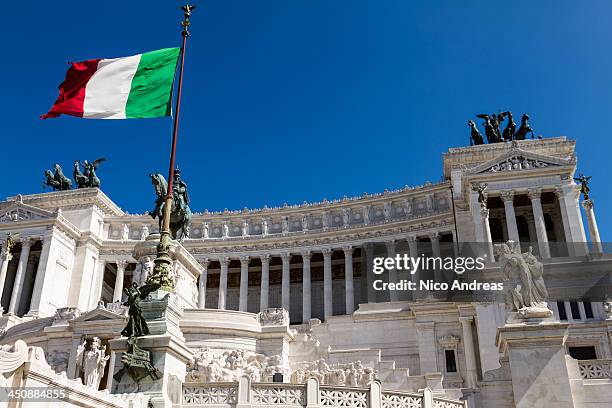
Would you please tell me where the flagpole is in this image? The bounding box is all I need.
[152,4,195,291]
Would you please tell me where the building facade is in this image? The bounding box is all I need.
[0,137,610,408]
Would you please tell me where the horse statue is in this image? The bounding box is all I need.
[501,111,516,141]
[44,164,72,191]
[468,120,484,145]
[476,114,502,143]
[514,113,534,140]
[148,172,192,241]
[73,161,89,188]
[78,158,106,188]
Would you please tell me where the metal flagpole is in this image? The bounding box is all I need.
[151,4,195,291]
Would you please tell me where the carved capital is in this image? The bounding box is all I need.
[527,188,543,201]
[300,250,311,260]
[582,199,594,211]
[219,256,230,267]
[428,232,440,242]
[199,258,209,269]
[500,190,514,203]
[239,255,250,264]
[321,248,332,257]
[280,252,292,262]
[342,245,353,255]
[116,259,128,271]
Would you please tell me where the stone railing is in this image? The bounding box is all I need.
[578,359,612,379]
[182,376,467,408]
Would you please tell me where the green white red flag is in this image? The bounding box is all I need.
[42,47,180,119]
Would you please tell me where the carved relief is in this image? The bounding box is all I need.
[486,155,550,173]
[290,358,377,387]
[257,308,289,326]
[186,348,289,383]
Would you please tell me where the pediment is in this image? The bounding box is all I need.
[71,305,126,324]
[0,199,56,224]
[469,146,574,175]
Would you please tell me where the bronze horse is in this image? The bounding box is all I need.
[148,173,192,241]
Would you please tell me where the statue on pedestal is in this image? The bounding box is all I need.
[495,241,552,320]
[75,337,110,390]
[472,183,488,210]
[133,256,154,287]
[149,170,192,241]
[574,173,592,200]
[121,282,159,338]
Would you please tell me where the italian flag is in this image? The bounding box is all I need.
[42,47,180,119]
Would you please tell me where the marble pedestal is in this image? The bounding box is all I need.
[497,322,576,408]
[108,290,192,408]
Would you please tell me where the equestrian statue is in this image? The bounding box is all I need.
[149,168,192,241]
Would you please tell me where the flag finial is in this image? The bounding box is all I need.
[181,5,196,37]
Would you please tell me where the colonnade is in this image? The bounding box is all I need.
[475,186,602,258]
[0,237,44,316]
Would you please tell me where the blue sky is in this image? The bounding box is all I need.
[0,1,610,239]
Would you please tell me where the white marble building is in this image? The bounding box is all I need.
[0,137,610,408]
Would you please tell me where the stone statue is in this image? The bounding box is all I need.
[75,337,110,390]
[2,233,16,255]
[149,170,192,241]
[44,164,72,191]
[133,256,154,287]
[574,173,591,200]
[514,113,534,140]
[495,241,552,320]
[501,111,516,141]
[121,282,158,338]
[468,120,484,145]
[472,183,488,209]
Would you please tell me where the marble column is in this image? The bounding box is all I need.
[322,248,333,319]
[363,243,376,303]
[239,255,250,312]
[460,316,478,388]
[528,188,551,258]
[0,245,13,306]
[582,199,603,254]
[8,239,32,314]
[343,246,354,314]
[218,257,230,310]
[429,233,442,290]
[26,231,53,317]
[556,185,588,256]
[281,253,291,311]
[301,251,312,322]
[481,208,495,261]
[112,259,128,303]
[260,254,270,311]
[385,240,398,301]
[198,258,209,309]
[501,190,520,242]
[408,236,419,300]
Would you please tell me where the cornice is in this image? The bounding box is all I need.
[5,188,124,217]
